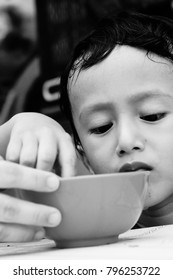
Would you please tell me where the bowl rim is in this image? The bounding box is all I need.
[60,170,150,182]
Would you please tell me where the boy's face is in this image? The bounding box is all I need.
[69,46,173,209]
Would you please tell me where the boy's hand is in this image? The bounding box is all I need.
[6,113,76,177]
[0,113,77,242]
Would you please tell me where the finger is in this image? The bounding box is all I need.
[6,135,22,163]
[0,193,61,228]
[36,128,57,171]
[58,133,77,177]
[0,161,60,192]
[0,157,5,192]
[20,132,38,168]
[0,223,45,242]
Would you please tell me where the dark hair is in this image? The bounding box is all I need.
[60,11,173,153]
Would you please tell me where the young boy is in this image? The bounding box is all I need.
[1,11,173,241]
[60,11,173,227]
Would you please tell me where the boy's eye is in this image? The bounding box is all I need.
[90,123,113,134]
[140,113,166,122]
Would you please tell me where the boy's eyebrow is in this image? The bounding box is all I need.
[79,102,114,120]
[79,90,173,120]
[128,90,173,103]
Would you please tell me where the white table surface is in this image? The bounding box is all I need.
[0,225,173,260]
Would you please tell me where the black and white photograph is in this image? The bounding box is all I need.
[0,1,173,279]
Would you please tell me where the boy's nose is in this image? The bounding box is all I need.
[115,118,145,157]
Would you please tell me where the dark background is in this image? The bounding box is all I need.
[0,0,172,129]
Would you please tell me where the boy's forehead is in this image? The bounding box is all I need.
[68,45,173,102]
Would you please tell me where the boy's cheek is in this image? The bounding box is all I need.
[82,143,117,173]
[85,155,115,174]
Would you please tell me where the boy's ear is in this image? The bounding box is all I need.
[76,144,94,174]
[76,144,85,155]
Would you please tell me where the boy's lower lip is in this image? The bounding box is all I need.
[119,162,153,173]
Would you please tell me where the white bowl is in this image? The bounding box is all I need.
[25,171,148,248]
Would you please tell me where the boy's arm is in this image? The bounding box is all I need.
[0,113,76,177]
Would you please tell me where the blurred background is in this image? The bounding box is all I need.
[0,0,172,175]
[0,0,173,128]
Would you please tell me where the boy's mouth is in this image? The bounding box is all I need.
[119,162,153,173]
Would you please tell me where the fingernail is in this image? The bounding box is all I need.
[34,229,45,240]
[48,212,61,226]
[47,175,59,190]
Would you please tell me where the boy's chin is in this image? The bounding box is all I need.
[147,194,173,211]
[143,191,173,210]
